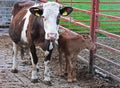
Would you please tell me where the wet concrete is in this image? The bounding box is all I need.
[0,32,120,88]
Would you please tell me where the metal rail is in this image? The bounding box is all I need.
[57,0,120,82]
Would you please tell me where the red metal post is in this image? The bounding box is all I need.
[95,0,100,29]
[55,0,59,2]
[89,0,97,74]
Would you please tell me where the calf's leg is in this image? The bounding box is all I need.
[58,47,64,76]
[66,55,72,82]
[72,55,77,82]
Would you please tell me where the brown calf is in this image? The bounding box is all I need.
[58,29,95,82]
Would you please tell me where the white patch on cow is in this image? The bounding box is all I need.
[44,50,49,56]
[44,60,51,81]
[49,42,53,50]
[42,2,61,40]
[21,9,31,43]
[21,3,40,43]
[11,15,13,21]
[55,40,58,45]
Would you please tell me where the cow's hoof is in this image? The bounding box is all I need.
[44,81,53,86]
[31,79,38,83]
[11,69,18,73]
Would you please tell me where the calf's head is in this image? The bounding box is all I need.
[81,35,95,50]
[29,2,73,41]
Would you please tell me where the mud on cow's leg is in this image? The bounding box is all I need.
[29,45,38,83]
[11,42,19,73]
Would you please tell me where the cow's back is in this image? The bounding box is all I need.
[12,1,35,17]
[9,1,34,44]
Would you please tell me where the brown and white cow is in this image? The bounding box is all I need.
[58,29,95,82]
[9,1,73,85]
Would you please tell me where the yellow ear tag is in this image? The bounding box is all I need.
[62,11,67,16]
[35,13,40,17]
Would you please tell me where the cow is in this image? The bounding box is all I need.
[9,1,73,85]
[58,29,95,82]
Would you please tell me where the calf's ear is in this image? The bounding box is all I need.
[60,7,73,16]
[29,7,43,17]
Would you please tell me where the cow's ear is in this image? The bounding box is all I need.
[29,7,43,17]
[60,7,73,16]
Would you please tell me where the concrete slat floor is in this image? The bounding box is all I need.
[0,34,120,88]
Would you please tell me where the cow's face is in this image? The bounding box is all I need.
[29,2,73,41]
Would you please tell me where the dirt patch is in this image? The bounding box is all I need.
[0,35,120,88]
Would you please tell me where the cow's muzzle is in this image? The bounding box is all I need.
[47,33,58,41]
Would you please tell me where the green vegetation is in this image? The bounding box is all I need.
[51,0,120,36]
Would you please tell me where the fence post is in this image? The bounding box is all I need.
[55,0,59,2]
[89,0,97,75]
[95,0,100,29]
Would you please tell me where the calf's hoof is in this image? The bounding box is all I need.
[31,79,38,83]
[67,79,72,83]
[59,73,64,77]
[11,69,18,73]
[73,78,77,82]
[43,81,53,86]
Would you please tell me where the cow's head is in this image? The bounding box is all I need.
[29,2,73,41]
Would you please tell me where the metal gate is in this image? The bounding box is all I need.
[55,0,120,82]
[0,0,17,27]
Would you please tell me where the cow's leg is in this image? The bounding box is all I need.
[72,55,77,82]
[20,48,24,60]
[43,40,54,86]
[29,45,38,83]
[43,49,53,85]
[11,42,18,73]
[66,55,72,82]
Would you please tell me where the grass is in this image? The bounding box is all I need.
[50,0,120,36]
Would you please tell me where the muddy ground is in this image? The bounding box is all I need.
[0,33,120,88]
